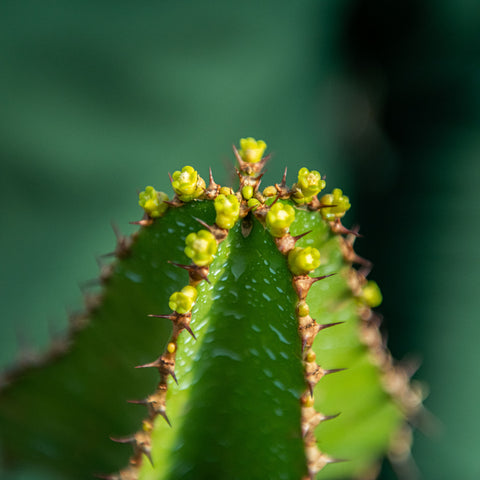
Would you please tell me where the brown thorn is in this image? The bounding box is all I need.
[269,194,280,208]
[135,358,162,369]
[148,313,176,321]
[307,382,314,397]
[165,200,182,207]
[327,457,349,464]
[143,449,154,467]
[209,166,215,184]
[168,261,211,284]
[324,368,347,375]
[168,172,173,183]
[127,399,147,406]
[193,216,213,231]
[318,321,345,331]
[184,325,197,341]
[129,219,153,227]
[110,435,134,444]
[281,167,287,186]
[322,413,341,421]
[232,144,243,163]
[159,410,172,428]
[292,230,312,244]
[170,370,178,385]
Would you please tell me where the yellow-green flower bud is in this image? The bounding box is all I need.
[219,186,233,196]
[297,301,310,317]
[171,166,206,202]
[263,186,277,197]
[292,168,326,204]
[362,281,383,308]
[184,230,218,266]
[169,285,198,314]
[214,194,240,229]
[320,188,351,221]
[242,185,254,200]
[288,247,321,276]
[138,186,169,218]
[266,202,296,238]
[247,198,261,210]
[238,137,267,164]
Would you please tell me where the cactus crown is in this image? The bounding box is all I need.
[0,137,422,480]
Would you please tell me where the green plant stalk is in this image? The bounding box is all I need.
[0,139,421,480]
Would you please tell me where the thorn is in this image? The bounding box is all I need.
[322,413,341,421]
[269,195,280,208]
[209,166,215,185]
[135,359,162,369]
[168,261,211,284]
[318,321,345,331]
[168,172,173,183]
[307,382,314,397]
[165,200,182,207]
[110,435,134,444]
[312,273,336,283]
[148,313,176,320]
[327,457,349,464]
[302,337,307,352]
[232,144,242,164]
[281,167,287,186]
[193,216,213,231]
[170,370,178,385]
[127,399,147,405]
[324,368,347,375]
[159,410,172,427]
[292,230,312,244]
[184,325,197,341]
[129,219,153,227]
[111,222,122,241]
[143,449,154,467]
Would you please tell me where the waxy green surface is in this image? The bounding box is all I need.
[0,202,215,478]
[141,216,307,480]
[0,197,404,480]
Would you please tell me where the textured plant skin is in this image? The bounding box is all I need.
[0,139,422,480]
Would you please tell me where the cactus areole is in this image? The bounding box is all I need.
[0,138,422,480]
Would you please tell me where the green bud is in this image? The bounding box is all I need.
[292,167,326,204]
[320,188,351,221]
[214,194,240,230]
[169,285,198,314]
[266,202,296,238]
[242,185,254,200]
[171,166,206,202]
[288,247,321,276]
[263,186,277,197]
[138,187,169,218]
[238,137,267,164]
[362,281,383,308]
[247,198,261,210]
[297,301,310,317]
[184,230,218,267]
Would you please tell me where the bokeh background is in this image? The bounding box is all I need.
[1,1,479,479]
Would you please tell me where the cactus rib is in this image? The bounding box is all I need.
[0,138,423,480]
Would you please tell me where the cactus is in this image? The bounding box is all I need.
[0,138,422,480]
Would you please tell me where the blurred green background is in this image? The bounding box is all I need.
[1,1,479,479]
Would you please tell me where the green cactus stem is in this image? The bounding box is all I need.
[0,138,422,480]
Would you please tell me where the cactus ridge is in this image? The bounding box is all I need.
[0,139,423,480]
